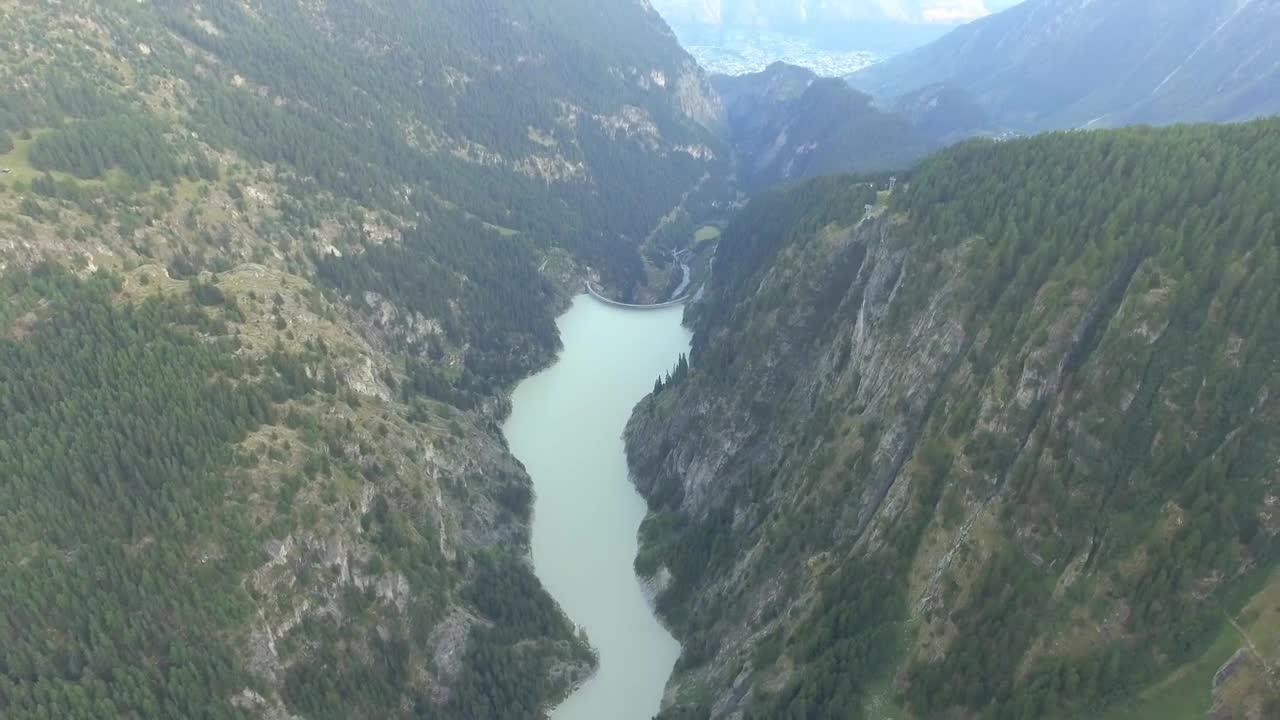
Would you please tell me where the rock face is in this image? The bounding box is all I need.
[891,82,991,143]
[713,62,818,147]
[625,125,1280,718]
[849,0,1280,131]
[674,64,729,135]
[712,63,934,191]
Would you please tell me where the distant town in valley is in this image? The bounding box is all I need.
[676,28,881,76]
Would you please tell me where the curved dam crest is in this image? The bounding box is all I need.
[504,293,690,719]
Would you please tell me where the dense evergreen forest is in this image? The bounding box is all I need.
[882,122,1280,720]
[0,265,590,719]
[0,267,282,719]
[152,0,723,298]
[29,115,186,184]
[313,209,562,392]
[629,119,1280,719]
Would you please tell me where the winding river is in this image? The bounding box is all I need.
[504,294,690,719]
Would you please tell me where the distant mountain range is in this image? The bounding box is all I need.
[849,0,1280,131]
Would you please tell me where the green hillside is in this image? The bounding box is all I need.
[0,0,724,717]
[626,119,1280,719]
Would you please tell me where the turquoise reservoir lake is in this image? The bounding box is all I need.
[504,294,690,719]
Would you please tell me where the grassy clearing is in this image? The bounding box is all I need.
[1099,570,1280,720]
[426,187,518,236]
[1220,570,1280,710]
[1099,621,1242,720]
[1239,570,1280,661]
[486,221,519,237]
[0,132,44,185]
[174,177,209,202]
[857,617,918,720]
[694,225,721,244]
[0,130,141,192]
[862,679,908,720]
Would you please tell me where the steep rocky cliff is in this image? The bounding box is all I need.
[626,123,1280,718]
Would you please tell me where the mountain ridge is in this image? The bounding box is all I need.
[849,0,1280,131]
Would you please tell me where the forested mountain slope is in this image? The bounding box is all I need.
[849,0,1280,132]
[713,63,934,192]
[626,121,1280,719]
[0,0,726,717]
